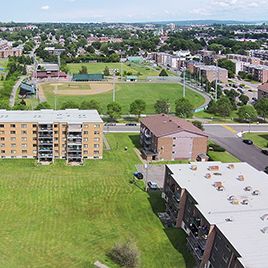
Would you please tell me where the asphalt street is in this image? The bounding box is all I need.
[104,123,268,171]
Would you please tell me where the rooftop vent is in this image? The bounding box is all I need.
[231,199,240,205]
[228,195,236,201]
[225,218,233,222]
[244,186,252,192]
[209,166,219,171]
[238,175,245,181]
[205,173,212,179]
[214,181,224,191]
[253,190,260,196]
[261,227,268,234]
[241,199,249,205]
[228,164,235,169]
[191,165,197,171]
[261,214,268,221]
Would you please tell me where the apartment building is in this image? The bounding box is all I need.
[187,62,228,84]
[0,40,22,58]
[140,114,208,161]
[243,64,268,83]
[249,49,268,61]
[163,162,268,268]
[227,54,261,65]
[258,82,268,99]
[0,109,103,163]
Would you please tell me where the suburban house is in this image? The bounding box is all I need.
[163,162,268,268]
[34,63,67,80]
[0,109,103,164]
[258,82,268,99]
[140,114,208,161]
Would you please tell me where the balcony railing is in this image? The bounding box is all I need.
[187,234,204,261]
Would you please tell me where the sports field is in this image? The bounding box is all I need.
[41,82,205,114]
[0,133,193,267]
[67,62,162,79]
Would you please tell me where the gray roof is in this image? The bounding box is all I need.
[167,162,268,268]
[0,109,103,124]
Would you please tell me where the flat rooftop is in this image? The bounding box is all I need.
[167,162,268,268]
[0,109,103,124]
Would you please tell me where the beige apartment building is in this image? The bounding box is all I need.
[0,109,103,163]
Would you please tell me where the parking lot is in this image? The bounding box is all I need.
[136,164,166,190]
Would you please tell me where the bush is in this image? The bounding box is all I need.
[108,241,139,268]
[209,144,226,152]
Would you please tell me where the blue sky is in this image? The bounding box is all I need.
[1,0,268,22]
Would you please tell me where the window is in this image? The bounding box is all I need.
[54,124,58,128]
[173,144,176,147]
[83,150,88,154]
[94,138,100,142]
[0,131,4,134]
[21,131,27,135]
[11,137,16,141]
[0,144,4,148]
[83,138,88,142]
[84,144,88,148]
[94,131,100,135]
[84,131,88,135]
[94,124,100,128]
[33,131,37,134]
[226,244,231,252]
[94,150,99,154]
[10,131,16,134]
[0,137,4,141]
[11,150,16,154]
[21,137,27,142]
[21,124,27,128]
[84,124,89,128]
[62,131,66,135]
[11,144,16,148]
[94,144,99,148]
[10,124,15,128]
[223,254,229,263]
[22,144,27,148]
[173,137,176,140]
[54,138,58,141]
[1,150,5,154]
[22,150,27,154]
[33,150,37,154]
[32,124,37,128]
[0,124,4,128]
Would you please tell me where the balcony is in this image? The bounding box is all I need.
[38,134,53,139]
[187,234,204,262]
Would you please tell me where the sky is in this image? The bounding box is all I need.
[1,0,268,23]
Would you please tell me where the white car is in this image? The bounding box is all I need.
[148,181,158,190]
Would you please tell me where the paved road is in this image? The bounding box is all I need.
[104,123,268,171]
[9,76,26,107]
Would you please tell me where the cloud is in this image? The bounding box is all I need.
[41,5,50,11]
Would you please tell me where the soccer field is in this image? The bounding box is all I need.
[67,62,162,79]
[42,82,205,114]
[0,133,193,267]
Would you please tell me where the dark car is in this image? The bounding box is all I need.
[133,172,143,180]
[125,123,137,126]
[147,181,158,190]
[261,150,268,156]
[243,139,253,145]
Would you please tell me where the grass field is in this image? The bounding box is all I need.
[0,133,193,268]
[42,82,205,114]
[67,62,162,79]
[243,132,268,149]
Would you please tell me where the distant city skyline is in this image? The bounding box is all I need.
[1,0,268,23]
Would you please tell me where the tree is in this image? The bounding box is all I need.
[107,102,122,121]
[159,69,168,77]
[238,105,257,122]
[154,98,170,114]
[103,66,110,76]
[175,98,193,118]
[239,94,250,105]
[35,102,52,110]
[80,100,102,113]
[79,66,88,74]
[192,120,204,131]
[218,59,235,78]
[129,99,146,119]
[61,101,79,109]
[216,96,233,117]
[206,100,217,114]
[255,98,268,120]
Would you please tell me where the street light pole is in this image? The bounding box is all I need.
[112,70,116,102]
[183,68,186,98]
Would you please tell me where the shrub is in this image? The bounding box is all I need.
[108,241,139,268]
[209,144,226,152]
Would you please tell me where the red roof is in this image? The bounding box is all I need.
[140,114,208,138]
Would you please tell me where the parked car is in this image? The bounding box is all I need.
[243,139,253,145]
[261,150,268,156]
[147,181,158,190]
[105,123,116,126]
[125,123,137,126]
[133,172,143,180]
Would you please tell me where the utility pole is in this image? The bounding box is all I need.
[215,60,219,101]
[183,68,186,98]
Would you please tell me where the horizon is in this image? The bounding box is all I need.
[1,0,268,23]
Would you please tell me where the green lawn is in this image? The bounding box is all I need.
[0,133,194,268]
[243,132,268,149]
[43,82,205,114]
[195,110,239,123]
[67,62,161,79]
